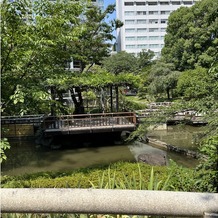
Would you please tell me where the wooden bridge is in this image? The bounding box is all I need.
[1,112,137,138]
[43,112,137,136]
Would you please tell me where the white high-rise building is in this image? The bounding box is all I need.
[116,0,197,57]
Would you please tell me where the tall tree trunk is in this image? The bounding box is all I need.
[166,88,170,99]
[70,87,85,114]
[100,88,105,113]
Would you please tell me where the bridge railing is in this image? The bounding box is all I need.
[1,189,218,217]
[43,112,137,129]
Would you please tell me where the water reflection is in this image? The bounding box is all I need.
[147,125,205,151]
[2,126,204,176]
[2,140,135,176]
[2,141,199,176]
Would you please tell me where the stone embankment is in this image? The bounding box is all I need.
[147,137,201,159]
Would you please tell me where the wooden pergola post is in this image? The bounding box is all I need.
[110,85,113,112]
[115,85,119,112]
[50,86,56,116]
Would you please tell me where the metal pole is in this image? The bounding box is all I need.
[1,189,218,216]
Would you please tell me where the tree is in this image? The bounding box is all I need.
[147,61,181,99]
[177,67,216,99]
[101,51,138,75]
[102,50,155,75]
[66,4,123,114]
[162,0,218,71]
[188,64,218,192]
[137,49,155,71]
[1,0,84,115]
[1,0,122,115]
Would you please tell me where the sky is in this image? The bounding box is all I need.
[104,0,117,40]
[104,0,116,19]
[104,0,116,8]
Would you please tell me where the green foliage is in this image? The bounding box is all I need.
[198,136,218,192]
[1,161,214,192]
[89,164,170,190]
[147,61,181,99]
[177,67,215,99]
[1,0,82,115]
[137,49,155,70]
[0,138,10,163]
[162,0,218,70]
[102,50,155,76]
[102,51,139,75]
[1,0,121,116]
[120,96,146,111]
[1,162,167,189]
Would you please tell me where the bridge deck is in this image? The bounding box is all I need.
[43,112,137,135]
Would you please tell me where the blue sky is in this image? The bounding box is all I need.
[104,0,116,40]
[104,0,115,8]
[104,0,116,19]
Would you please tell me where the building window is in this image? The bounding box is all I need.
[161,11,170,14]
[125,19,135,24]
[148,2,158,5]
[126,36,136,41]
[160,2,169,5]
[161,19,167,24]
[149,44,159,48]
[124,2,134,6]
[137,44,148,48]
[149,11,159,15]
[160,28,166,32]
[137,28,147,32]
[126,45,136,49]
[149,36,159,40]
[172,1,181,5]
[137,11,146,15]
[137,19,147,24]
[183,1,193,5]
[137,36,147,40]
[149,19,158,24]
[125,11,135,16]
[149,28,159,32]
[125,28,135,32]
[136,2,146,5]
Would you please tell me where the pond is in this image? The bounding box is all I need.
[1,125,204,176]
[147,125,205,151]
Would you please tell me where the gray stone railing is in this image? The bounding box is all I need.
[1,189,218,217]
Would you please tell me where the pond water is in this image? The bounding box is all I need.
[1,125,204,176]
[147,125,205,151]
